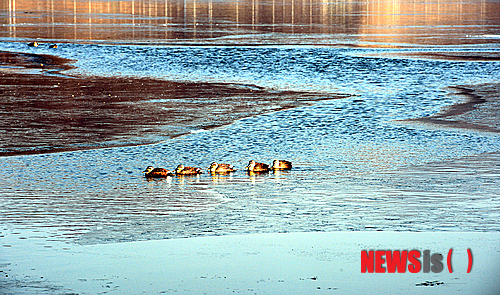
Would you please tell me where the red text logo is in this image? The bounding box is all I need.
[361,249,473,273]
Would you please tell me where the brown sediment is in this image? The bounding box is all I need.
[362,49,500,132]
[364,51,500,62]
[0,51,75,72]
[407,52,500,62]
[402,84,500,133]
[0,51,349,157]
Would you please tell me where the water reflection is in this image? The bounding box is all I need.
[1,0,499,45]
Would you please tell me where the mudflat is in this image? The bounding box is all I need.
[0,51,346,156]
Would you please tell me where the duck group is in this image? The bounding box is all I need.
[143,160,292,178]
[27,42,58,49]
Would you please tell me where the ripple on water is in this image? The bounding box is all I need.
[1,45,500,244]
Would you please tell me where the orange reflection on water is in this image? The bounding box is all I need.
[359,0,499,45]
[1,0,499,45]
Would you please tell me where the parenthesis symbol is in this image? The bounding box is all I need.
[447,249,453,273]
[467,249,473,273]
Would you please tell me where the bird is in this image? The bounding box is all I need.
[208,162,236,174]
[245,160,270,172]
[49,44,58,49]
[143,166,174,178]
[175,164,203,175]
[271,160,292,170]
[28,41,39,47]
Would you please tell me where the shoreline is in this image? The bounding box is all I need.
[401,84,500,133]
[0,50,348,157]
[2,48,499,157]
[363,51,500,62]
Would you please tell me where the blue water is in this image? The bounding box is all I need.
[1,42,500,244]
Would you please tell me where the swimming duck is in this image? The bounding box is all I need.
[245,160,270,172]
[49,44,58,49]
[28,41,39,47]
[271,160,292,170]
[175,164,203,175]
[208,162,236,174]
[143,166,174,178]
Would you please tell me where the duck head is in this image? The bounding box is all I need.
[246,160,256,171]
[208,162,218,172]
[143,166,154,173]
[175,164,185,173]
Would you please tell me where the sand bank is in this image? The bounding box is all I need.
[2,49,499,157]
[401,84,500,133]
[1,230,499,294]
[0,51,346,157]
[363,51,500,62]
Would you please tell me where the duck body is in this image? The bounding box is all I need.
[175,164,203,175]
[208,162,236,174]
[28,41,39,47]
[49,44,58,49]
[271,160,292,170]
[143,166,174,178]
[245,160,270,172]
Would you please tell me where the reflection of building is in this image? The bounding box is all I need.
[0,0,365,41]
[1,0,498,44]
[359,0,495,45]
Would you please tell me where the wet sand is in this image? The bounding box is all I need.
[0,51,346,157]
[405,52,500,62]
[359,50,500,132]
[402,83,500,133]
[367,51,500,62]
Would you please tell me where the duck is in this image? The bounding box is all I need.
[49,44,58,49]
[175,164,203,175]
[143,166,174,178]
[245,160,270,172]
[208,162,236,174]
[28,41,39,47]
[271,160,292,170]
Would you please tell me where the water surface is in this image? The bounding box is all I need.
[1,0,500,246]
[2,0,500,46]
[1,44,500,246]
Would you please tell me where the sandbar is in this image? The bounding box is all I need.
[0,51,347,157]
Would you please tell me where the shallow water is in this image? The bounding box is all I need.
[1,43,500,245]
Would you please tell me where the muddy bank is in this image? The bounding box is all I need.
[402,83,500,133]
[405,51,500,62]
[367,51,500,62]
[0,51,347,157]
[360,50,500,132]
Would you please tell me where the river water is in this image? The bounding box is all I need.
[1,0,500,246]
